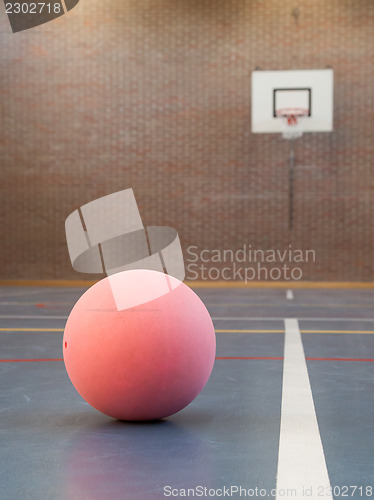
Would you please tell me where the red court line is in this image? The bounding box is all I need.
[216,356,283,360]
[216,357,374,362]
[35,303,72,310]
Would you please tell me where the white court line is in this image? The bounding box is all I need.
[286,290,294,300]
[276,319,332,499]
[212,317,374,322]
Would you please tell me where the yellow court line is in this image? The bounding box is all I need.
[0,327,274,334]
[1,280,374,289]
[1,328,374,335]
[0,328,282,333]
[216,329,374,334]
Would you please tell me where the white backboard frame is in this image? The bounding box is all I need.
[251,69,333,134]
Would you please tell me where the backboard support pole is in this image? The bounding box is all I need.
[288,143,295,230]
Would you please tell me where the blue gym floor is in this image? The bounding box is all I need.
[0,286,373,499]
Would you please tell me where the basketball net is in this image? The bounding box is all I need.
[276,108,309,140]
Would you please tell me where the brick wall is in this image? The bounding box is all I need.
[0,0,373,281]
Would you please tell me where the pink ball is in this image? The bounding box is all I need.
[63,270,216,421]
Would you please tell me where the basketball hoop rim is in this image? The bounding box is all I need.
[275,107,310,118]
[276,107,308,137]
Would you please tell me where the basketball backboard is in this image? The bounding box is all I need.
[251,69,333,134]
